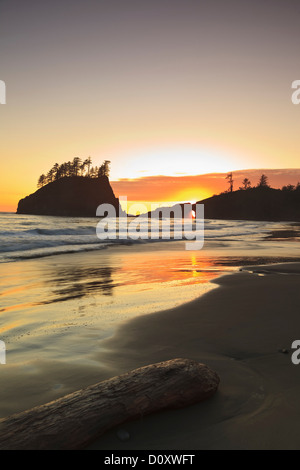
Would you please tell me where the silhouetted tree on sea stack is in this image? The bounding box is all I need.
[239,178,252,190]
[257,174,270,188]
[37,158,111,188]
[98,160,111,178]
[226,172,234,192]
[84,157,92,176]
[282,184,296,192]
[37,174,46,189]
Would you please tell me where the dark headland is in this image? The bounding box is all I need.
[147,186,300,222]
[17,176,120,217]
[194,186,300,222]
[17,167,300,221]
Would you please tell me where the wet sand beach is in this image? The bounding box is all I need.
[1,221,300,449]
[0,242,235,417]
[88,263,300,450]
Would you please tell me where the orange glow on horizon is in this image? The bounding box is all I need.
[175,187,211,204]
[2,168,300,213]
[111,169,300,210]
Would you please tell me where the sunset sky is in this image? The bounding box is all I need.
[1,0,300,211]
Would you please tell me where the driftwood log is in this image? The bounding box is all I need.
[0,358,220,450]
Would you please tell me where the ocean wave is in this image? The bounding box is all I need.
[0,237,181,263]
[0,213,287,264]
[0,236,99,253]
[0,226,97,237]
[0,243,109,263]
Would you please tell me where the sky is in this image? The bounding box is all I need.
[1,0,300,211]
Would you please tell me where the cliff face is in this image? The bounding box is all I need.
[17,176,120,217]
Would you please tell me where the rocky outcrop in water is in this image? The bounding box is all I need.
[17,176,120,217]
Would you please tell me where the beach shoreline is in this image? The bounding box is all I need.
[1,222,300,448]
[86,262,300,450]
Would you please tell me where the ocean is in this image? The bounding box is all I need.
[0,211,300,418]
[0,212,296,263]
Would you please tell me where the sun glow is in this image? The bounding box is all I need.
[111,147,243,180]
[175,187,211,203]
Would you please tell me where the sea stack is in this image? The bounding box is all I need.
[17,176,120,217]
